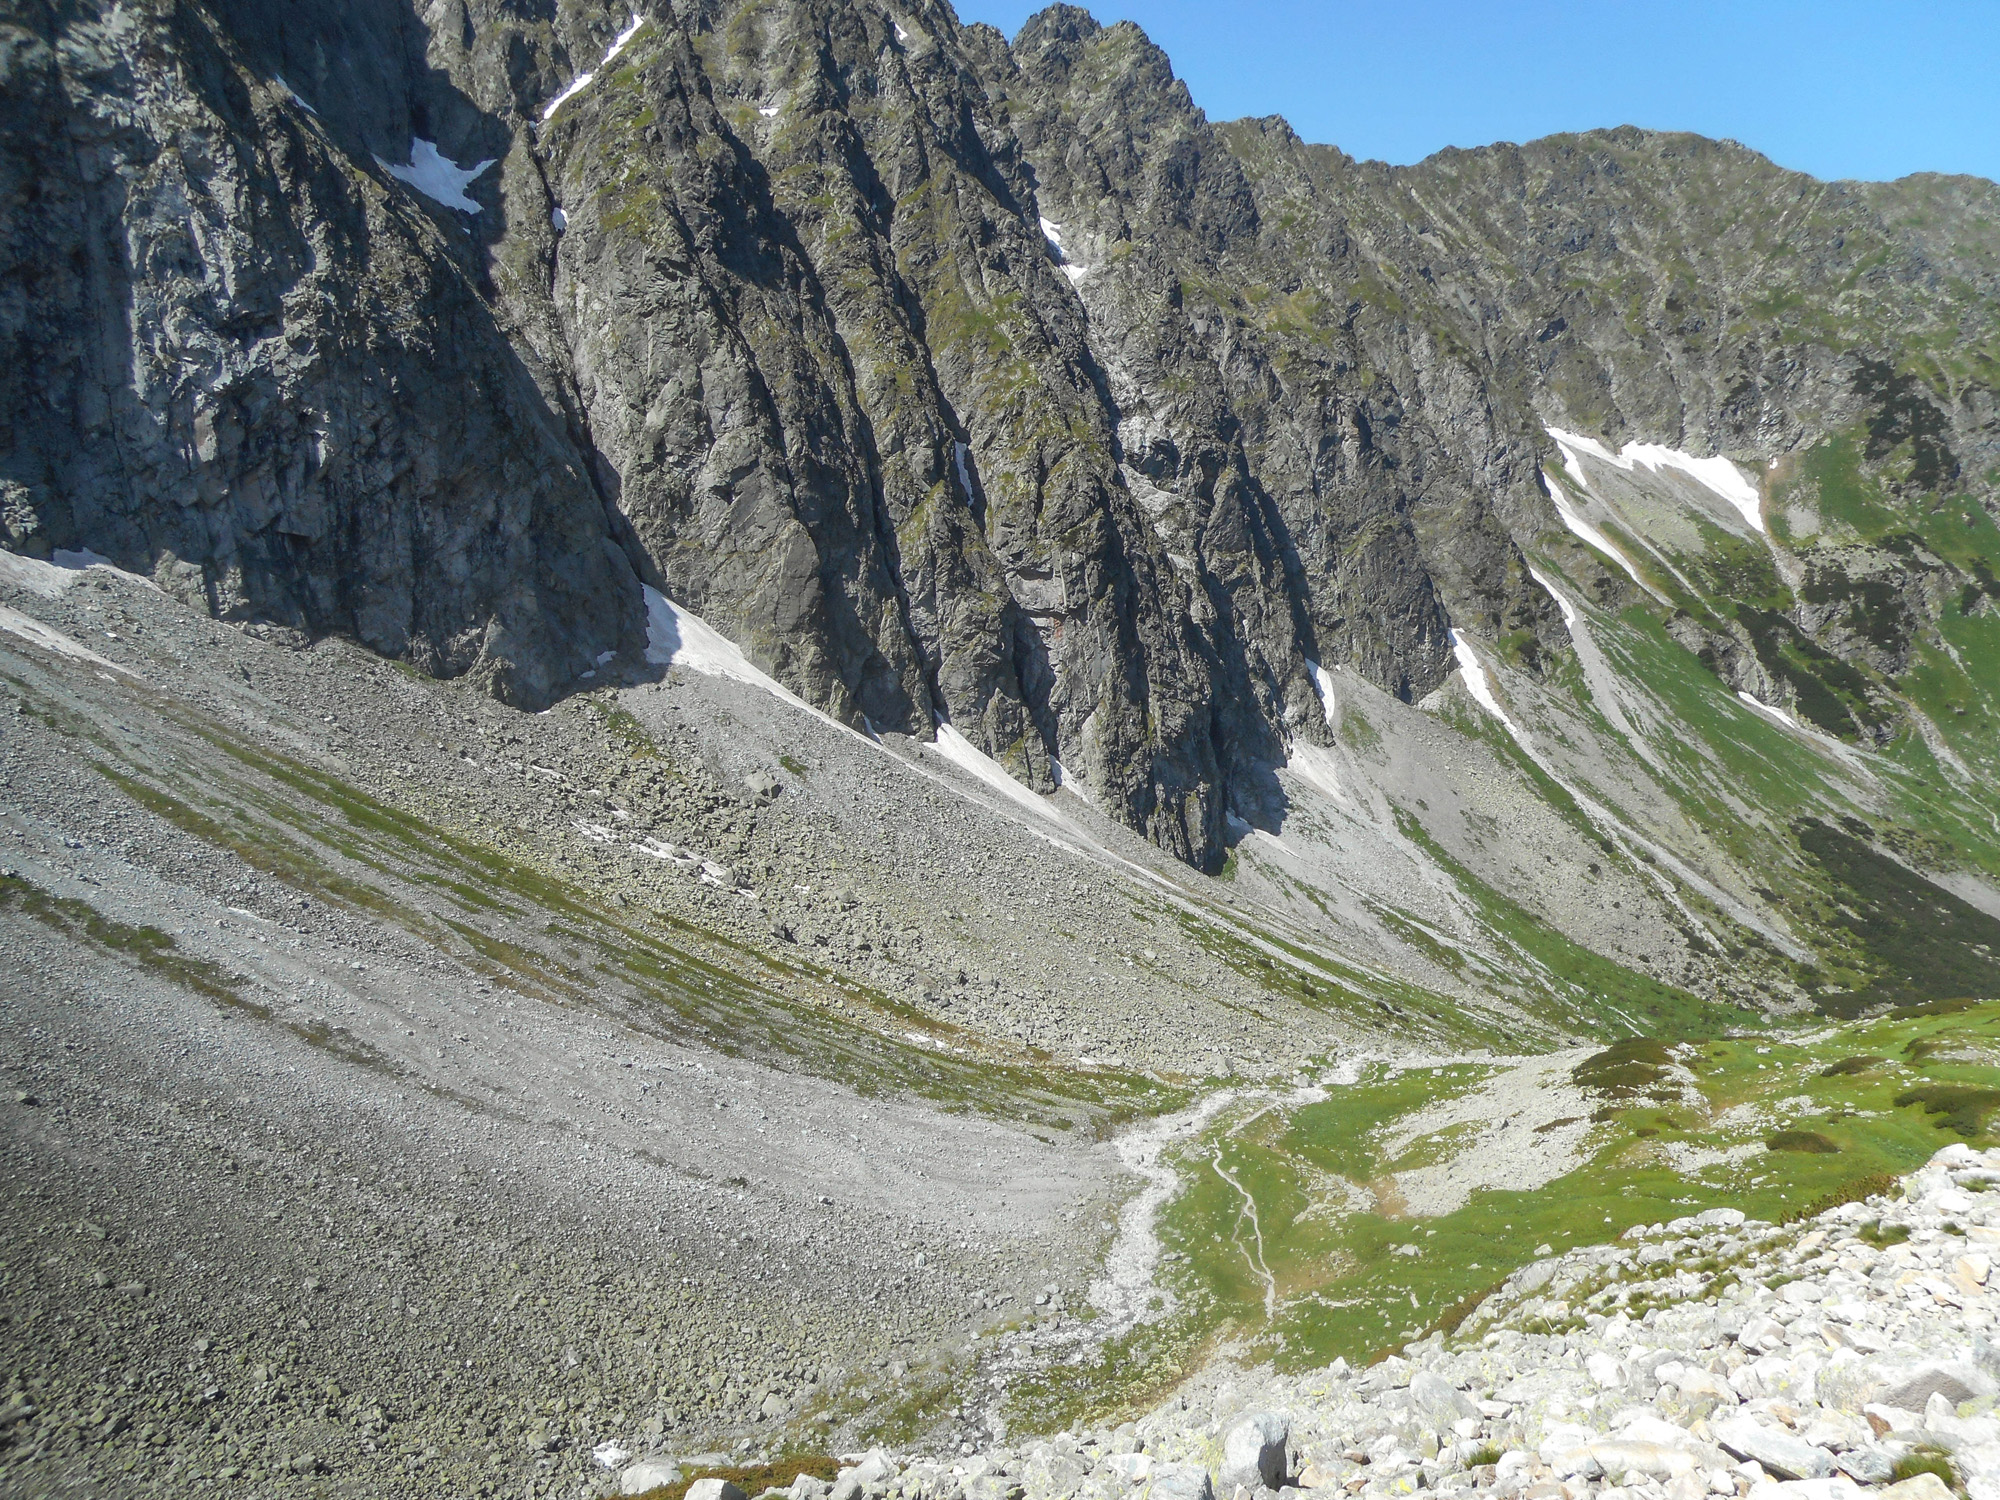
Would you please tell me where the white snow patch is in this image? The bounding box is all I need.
[643,584,828,720]
[1531,569,1577,629]
[1303,658,1338,729]
[1060,264,1090,284]
[592,1442,630,1470]
[1548,427,1764,534]
[1050,756,1090,804]
[550,205,568,231]
[1039,216,1064,253]
[0,552,67,598]
[1284,740,1351,808]
[0,604,128,673]
[759,106,779,117]
[1737,690,1800,729]
[1543,470,1654,594]
[377,139,495,213]
[1449,629,1525,743]
[894,20,910,42]
[274,76,317,114]
[0,548,159,599]
[929,722,1064,825]
[539,14,644,123]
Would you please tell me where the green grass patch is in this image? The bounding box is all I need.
[635,1455,839,1500]
[0,871,260,1015]
[1573,1038,1676,1093]
[1122,1006,2000,1394]
[1891,1448,1961,1494]
[1796,817,2000,1014]
[1895,1084,2000,1138]
[1766,1130,1840,1153]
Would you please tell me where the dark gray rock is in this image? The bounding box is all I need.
[6,0,1997,866]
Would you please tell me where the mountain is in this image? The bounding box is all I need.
[10,0,2000,883]
[4,0,2000,1491]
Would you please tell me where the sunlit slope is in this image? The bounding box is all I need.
[1212,428,2000,1033]
[1007,998,2000,1430]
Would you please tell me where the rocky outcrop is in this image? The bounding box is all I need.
[0,0,648,707]
[5,0,1997,860]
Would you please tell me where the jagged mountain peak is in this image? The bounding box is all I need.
[5,0,1999,887]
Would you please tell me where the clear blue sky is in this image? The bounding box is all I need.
[955,1,2000,184]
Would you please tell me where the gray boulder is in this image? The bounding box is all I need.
[1881,1362,1993,1411]
[1711,1418,1836,1480]
[1146,1464,1215,1500]
[685,1481,749,1500]
[1219,1412,1289,1492]
[1410,1370,1478,1424]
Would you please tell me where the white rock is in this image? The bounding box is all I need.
[1617,1414,1698,1448]
[1741,1316,1787,1352]
[1712,1418,1836,1481]
[1677,1368,1737,1405]
[1411,1370,1478,1422]
[1589,1352,1630,1389]
[1106,1453,1153,1483]
[622,1461,683,1496]
[1882,1363,1993,1411]
[1878,1476,1954,1500]
[1744,1479,1860,1500]
[1864,1403,1923,1436]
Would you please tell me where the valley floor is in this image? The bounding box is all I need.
[2,556,1998,1500]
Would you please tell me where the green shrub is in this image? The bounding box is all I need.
[1860,1218,1912,1246]
[1819,1055,1886,1076]
[1573,1038,1674,1093]
[1891,1447,1959,1492]
[1895,1084,2000,1137]
[1766,1130,1841,1153]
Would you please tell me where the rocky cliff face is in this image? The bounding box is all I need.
[6,0,1997,860]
